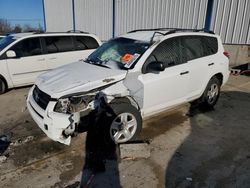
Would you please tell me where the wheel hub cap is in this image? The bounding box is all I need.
[207,83,219,103]
[110,112,137,143]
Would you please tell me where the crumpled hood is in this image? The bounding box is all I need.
[35,61,127,98]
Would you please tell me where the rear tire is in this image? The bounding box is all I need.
[0,78,7,94]
[199,77,221,109]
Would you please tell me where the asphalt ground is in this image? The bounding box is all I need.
[0,75,250,188]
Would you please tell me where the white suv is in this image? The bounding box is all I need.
[27,29,230,145]
[0,32,101,94]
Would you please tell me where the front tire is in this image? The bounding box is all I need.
[199,77,221,109]
[0,78,7,94]
[109,102,142,143]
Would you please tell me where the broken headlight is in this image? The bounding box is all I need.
[54,95,95,114]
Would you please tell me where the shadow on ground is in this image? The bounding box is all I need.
[165,91,250,188]
[66,105,121,188]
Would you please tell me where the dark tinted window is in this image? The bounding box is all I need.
[44,36,73,53]
[74,36,99,50]
[202,36,218,56]
[143,37,184,73]
[181,36,204,61]
[180,36,218,61]
[10,37,42,57]
[150,37,184,67]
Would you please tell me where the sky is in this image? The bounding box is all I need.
[0,0,44,29]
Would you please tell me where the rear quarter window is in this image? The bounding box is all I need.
[73,36,99,50]
[180,35,218,61]
[202,36,218,56]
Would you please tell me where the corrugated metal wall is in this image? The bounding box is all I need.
[43,0,250,44]
[44,0,73,32]
[74,0,113,40]
[211,0,250,44]
[115,0,208,36]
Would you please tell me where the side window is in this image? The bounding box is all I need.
[74,36,99,50]
[150,37,183,66]
[181,36,204,61]
[202,36,218,56]
[142,37,183,73]
[10,38,42,58]
[44,36,73,54]
[156,38,182,66]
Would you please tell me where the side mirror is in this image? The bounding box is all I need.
[147,61,165,72]
[6,50,16,58]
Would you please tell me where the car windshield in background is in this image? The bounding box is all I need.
[87,37,150,69]
[0,36,16,51]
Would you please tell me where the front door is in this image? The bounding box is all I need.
[139,37,189,117]
[6,37,47,86]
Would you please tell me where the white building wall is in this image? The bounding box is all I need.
[74,0,113,40]
[115,0,208,36]
[44,0,73,32]
[43,0,250,44]
[211,0,250,44]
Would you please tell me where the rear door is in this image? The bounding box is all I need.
[42,35,99,70]
[182,36,218,100]
[6,37,47,86]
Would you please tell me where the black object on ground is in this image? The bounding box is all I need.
[0,134,11,155]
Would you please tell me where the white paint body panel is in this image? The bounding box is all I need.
[139,63,189,117]
[6,54,47,87]
[36,61,127,98]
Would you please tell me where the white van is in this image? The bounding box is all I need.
[0,32,101,94]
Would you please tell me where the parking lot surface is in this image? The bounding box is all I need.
[0,75,250,188]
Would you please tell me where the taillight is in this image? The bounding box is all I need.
[223,51,230,58]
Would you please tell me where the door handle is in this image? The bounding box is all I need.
[49,57,57,60]
[180,71,189,75]
[208,63,214,66]
[37,58,45,61]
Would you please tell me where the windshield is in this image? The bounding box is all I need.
[0,36,16,51]
[86,37,150,69]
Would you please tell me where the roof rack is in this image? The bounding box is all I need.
[166,28,215,34]
[67,30,89,34]
[128,28,182,33]
[129,28,214,34]
[32,30,89,35]
[128,28,215,44]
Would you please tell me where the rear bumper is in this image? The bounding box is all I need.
[27,86,80,145]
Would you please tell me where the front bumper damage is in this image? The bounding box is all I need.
[27,87,80,145]
[27,81,133,145]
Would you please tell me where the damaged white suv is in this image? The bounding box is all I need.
[27,29,230,145]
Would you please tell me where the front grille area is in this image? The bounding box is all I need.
[32,86,51,110]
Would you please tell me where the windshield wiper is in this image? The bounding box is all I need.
[92,63,110,69]
[85,57,95,64]
[85,57,110,69]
